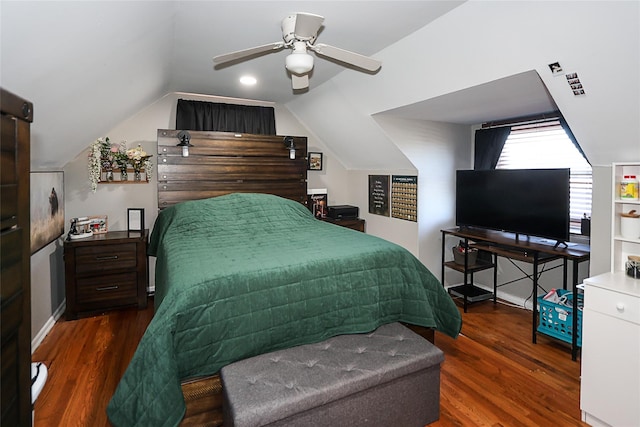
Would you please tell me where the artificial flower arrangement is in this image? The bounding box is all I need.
[88,137,153,192]
[125,145,153,178]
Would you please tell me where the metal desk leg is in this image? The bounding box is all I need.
[463,237,469,313]
[532,252,539,344]
[563,258,568,291]
[493,253,498,304]
[441,231,446,287]
[571,259,580,361]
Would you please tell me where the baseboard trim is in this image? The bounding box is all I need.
[32,299,66,353]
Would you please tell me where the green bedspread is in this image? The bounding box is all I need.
[107,193,461,427]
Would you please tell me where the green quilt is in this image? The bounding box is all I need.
[107,193,461,427]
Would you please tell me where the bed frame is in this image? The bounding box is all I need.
[156,129,308,209]
[155,129,434,426]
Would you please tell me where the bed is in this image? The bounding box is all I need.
[106,193,461,427]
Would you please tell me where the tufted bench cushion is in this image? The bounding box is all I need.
[220,322,444,427]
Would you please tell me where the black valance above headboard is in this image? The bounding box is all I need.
[176,99,276,135]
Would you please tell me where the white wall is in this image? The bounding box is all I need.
[370,116,471,273]
[275,104,351,207]
[30,240,64,347]
[348,169,419,255]
[590,165,613,275]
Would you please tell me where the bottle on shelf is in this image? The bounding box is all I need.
[620,175,639,200]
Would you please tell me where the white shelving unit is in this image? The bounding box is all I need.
[611,162,640,272]
[580,162,640,427]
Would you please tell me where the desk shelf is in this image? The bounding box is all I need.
[441,233,496,312]
[443,259,494,273]
[444,257,496,305]
[448,284,494,303]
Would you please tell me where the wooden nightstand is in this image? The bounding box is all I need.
[63,230,148,320]
[321,217,365,232]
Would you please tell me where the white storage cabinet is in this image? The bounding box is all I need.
[580,273,639,426]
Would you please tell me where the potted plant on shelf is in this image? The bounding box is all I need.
[88,137,152,191]
[89,137,122,191]
[126,145,153,182]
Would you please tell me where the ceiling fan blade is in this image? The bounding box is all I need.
[293,13,324,40]
[311,43,382,72]
[291,74,309,90]
[213,42,285,64]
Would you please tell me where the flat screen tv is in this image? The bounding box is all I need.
[455,168,570,243]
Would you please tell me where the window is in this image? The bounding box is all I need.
[495,119,591,234]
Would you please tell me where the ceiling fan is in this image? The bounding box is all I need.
[213,12,382,90]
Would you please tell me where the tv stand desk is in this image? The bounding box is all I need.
[441,227,590,360]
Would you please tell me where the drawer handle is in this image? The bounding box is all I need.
[96,286,119,292]
[616,302,625,313]
[95,255,118,261]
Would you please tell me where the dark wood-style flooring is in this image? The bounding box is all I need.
[32,297,588,426]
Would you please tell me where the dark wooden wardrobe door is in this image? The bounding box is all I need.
[1,88,33,426]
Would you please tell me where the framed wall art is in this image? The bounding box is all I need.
[308,152,323,171]
[30,171,65,254]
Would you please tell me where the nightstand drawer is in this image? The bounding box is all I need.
[76,272,138,305]
[75,243,137,273]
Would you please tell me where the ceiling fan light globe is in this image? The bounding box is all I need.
[285,52,314,75]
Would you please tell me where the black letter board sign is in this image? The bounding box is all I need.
[369,175,390,216]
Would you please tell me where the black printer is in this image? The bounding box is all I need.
[327,205,359,220]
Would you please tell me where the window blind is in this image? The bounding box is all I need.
[495,120,592,234]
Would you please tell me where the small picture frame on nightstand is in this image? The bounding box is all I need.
[127,208,144,232]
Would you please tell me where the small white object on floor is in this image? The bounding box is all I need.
[31,362,48,404]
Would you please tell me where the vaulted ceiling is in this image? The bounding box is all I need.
[2,1,638,170]
[1,1,465,168]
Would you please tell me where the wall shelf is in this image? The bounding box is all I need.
[100,181,149,185]
[99,169,150,184]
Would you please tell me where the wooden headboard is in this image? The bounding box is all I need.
[156,130,308,209]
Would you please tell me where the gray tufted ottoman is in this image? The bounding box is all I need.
[221,322,444,427]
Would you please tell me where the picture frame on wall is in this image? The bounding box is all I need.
[30,171,65,254]
[127,208,145,232]
[308,152,323,171]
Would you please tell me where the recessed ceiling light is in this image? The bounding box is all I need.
[239,75,257,86]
